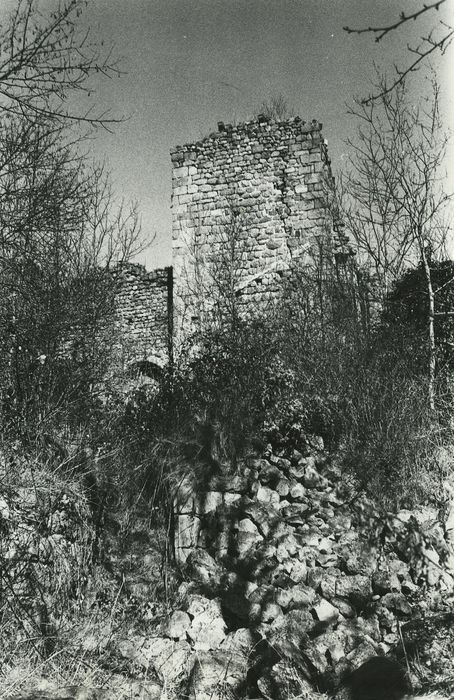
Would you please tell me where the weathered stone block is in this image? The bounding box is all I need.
[313,598,339,623]
[336,574,372,605]
[237,518,263,557]
[197,491,223,515]
[276,584,315,610]
[174,514,200,561]
[256,485,280,506]
[166,610,191,640]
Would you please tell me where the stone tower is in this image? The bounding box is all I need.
[171,115,336,342]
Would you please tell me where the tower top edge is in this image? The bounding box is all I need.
[170,116,324,155]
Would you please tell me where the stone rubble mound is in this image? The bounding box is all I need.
[4,439,454,699]
[158,437,454,698]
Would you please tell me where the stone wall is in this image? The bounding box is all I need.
[171,116,337,340]
[112,263,172,368]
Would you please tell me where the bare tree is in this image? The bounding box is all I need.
[0,0,121,127]
[0,114,143,429]
[0,116,142,274]
[0,0,145,431]
[343,76,452,409]
[344,0,453,103]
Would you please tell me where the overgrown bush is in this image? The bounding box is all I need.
[343,354,448,507]
[137,255,454,509]
[383,259,454,377]
[0,0,149,673]
[0,443,95,661]
[340,264,454,507]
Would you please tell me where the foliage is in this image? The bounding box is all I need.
[129,236,452,508]
[383,259,454,373]
[0,0,144,661]
[109,317,290,482]
[343,356,446,506]
[176,319,287,466]
[0,444,95,660]
[0,135,141,435]
[338,260,454,506]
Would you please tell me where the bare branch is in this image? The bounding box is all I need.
[344,1,447,42]
[0,0,124,127]
[344,1,453,103]
[342,76,452,409]
[363,28,454,104]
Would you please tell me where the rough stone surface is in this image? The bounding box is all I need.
[166,610,191,640]
[188,649,248,700]
[313,598,339,624]
[167,438,454,697]
[187,598,227,651]
[5,434,454,700]
[171,117,337,341]
[112,263,172,367]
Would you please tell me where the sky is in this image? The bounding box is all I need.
[2,0,453,268]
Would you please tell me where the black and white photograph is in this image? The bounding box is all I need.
[0,1,453,699]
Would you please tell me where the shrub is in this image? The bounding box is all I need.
[0,444,94,660]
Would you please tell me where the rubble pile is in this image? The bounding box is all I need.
[157,438,453,698]
[4,439,454,699]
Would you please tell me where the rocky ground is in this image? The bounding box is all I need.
[1,438,454,699]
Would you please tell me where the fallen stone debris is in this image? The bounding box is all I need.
[3,437,454,699]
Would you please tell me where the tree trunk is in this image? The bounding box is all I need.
[421,246,436,411]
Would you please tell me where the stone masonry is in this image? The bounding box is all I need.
[170,440,454,697]
[112,263,172,368]
[171,115,336,340]
[110,116,342,365]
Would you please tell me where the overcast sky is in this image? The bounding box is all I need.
[2,0,453,268]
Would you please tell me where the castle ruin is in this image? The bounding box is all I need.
[113,115,342,368]
[171,116,335,340]
[112,263,172,369]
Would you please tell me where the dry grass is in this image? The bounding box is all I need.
[0,649,161,700]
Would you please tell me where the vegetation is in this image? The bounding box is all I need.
[0,0,453,693]
[342,76,452,409]
[0,0,144,679]
[0,0,143,440]
[125,209,452,509]
[257,94,295,121]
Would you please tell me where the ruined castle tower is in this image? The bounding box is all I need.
[108,116,341,370]
[170,115,336,341]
